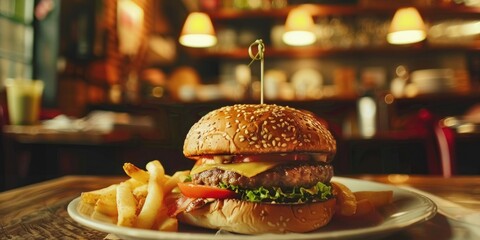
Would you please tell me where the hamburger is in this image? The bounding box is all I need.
[170,104,339,234]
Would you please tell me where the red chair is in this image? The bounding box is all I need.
[434,119,456,177]
[403,109,456,177]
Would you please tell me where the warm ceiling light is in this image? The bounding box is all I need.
[282,7,316,46]
[387,7,427,45]
[179,12,217,48]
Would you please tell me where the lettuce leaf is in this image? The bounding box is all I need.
[218,181,332,203]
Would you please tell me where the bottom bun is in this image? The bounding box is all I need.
[177,198,336,234]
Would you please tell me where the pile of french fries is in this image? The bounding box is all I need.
[80,160,189,231]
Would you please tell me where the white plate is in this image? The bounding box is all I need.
[67,177,437,240]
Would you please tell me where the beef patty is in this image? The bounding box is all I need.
[191,162,333,189]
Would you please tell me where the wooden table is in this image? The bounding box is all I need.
[1,175,479,239]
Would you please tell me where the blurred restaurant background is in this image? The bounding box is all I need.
[1,0,480,191]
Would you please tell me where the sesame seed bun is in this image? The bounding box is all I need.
[177,198,336,234]
[183,104,336,158]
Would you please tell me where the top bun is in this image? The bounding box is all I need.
[183,104,336,158]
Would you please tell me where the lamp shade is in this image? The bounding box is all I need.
[387,7,426,45]
[282,7,316,46]
[179,12,217,48]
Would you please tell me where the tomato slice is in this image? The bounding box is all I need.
[177,182,237,199]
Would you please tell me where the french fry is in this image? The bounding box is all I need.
[136,197,146,216]
[135,160,165,229]
[158,217,178,232]
[331,181,357,216]
[94,189,118,217]
[333,199,383,226]
[133,184,148,215]
[133,184,148,200]
[81,184,118,205]
[155,207,178,232]
[354,191,393,208]
[125,178,145,189]
[123,162,149,184]
[116,181,138,227]
[353,198,376,216]
[163,170,190,193]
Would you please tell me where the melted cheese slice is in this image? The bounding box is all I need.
[190,161,283,177]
